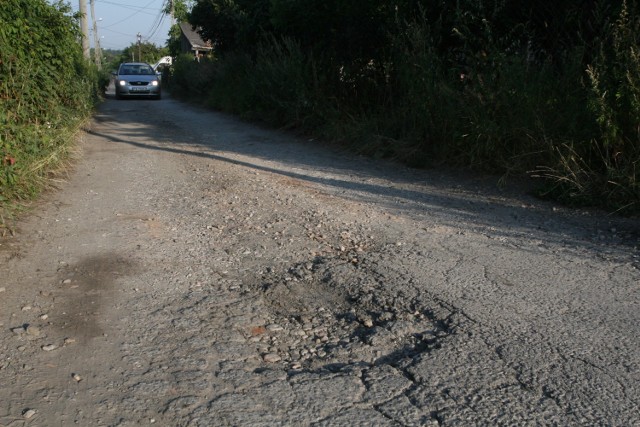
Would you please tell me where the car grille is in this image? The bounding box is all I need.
[130,81,149,86]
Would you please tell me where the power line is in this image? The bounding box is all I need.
[145,2,166,40]
[97,0,159,29]
[96,0,159,17]
[101,27,136,38]
[81,0,172,48]
[146,13,167,43]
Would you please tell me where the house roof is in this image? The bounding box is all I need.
[179,22,212,51]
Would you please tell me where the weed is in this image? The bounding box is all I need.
[0,0,101,229]
[169,0,640,214]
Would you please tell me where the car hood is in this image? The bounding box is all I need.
[116,74,158,82]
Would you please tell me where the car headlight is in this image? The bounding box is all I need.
[118,80,126,86]
[151,81,159,86]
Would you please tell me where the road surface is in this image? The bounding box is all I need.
[1,90,639,426]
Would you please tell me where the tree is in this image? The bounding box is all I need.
[119,42,167,64]
[165,0,196,57]
[188,0,271,54]
[270,0,393,63]
[166,0,194,21]
[101,49,123,71]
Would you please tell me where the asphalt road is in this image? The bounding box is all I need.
[1,89,638,426]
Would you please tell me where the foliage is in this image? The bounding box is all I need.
[540,0,640,211]
[243,37,319,126]
[101,48,123,72]
[0,0,101,228]
[189,0,271,54]
[118,42,168,65]
[166,24,183,58]
[165,0,195,22]
[269,0,393,64]
[173,0,640,213]
[170,54,220,101]
[164,1,197,58]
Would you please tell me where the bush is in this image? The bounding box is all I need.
[0,0,101,228]
[171,0,640,214]
[169,39,326,129]
[170,54,220,101]
[245,37,319,127]
[534,1,640,212]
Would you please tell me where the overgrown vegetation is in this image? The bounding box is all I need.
[107,42,168,70]
[0,0,103,230]
[170,0,640,214]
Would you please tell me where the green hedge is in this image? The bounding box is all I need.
[0,0,101,223]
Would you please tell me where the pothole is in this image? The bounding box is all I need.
[252,248,459,373]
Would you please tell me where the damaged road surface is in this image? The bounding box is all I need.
[1,91,639,426]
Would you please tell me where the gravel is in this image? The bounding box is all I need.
[0,88,638,426]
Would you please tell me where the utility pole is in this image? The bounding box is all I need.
[89,0,102,69]
[137,33,142,62]
[79,0,90,59]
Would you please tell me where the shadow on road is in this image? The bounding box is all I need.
[88,92,640,258]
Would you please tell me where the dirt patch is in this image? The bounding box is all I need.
[53,253,139,342]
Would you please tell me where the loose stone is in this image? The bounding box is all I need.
[313,328,327,337]
[23,409,36,419]
[380,312,394,321]
[262,353,281,363]
[266,324,284,332]
[42,344,57,351]
[26,326,40,336]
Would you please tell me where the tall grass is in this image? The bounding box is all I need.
[170,3,640,214]
[170,40,330,130]
[0,1,102,231]
[533,1,640,211]
[383,22,597,172]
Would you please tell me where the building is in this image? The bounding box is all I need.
[179,22,213,58]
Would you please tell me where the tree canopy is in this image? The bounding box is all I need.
[187,0,626,66]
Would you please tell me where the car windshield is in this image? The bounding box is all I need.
[120,65,154,75]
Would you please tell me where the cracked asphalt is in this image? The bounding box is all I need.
[1,88,639,426]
